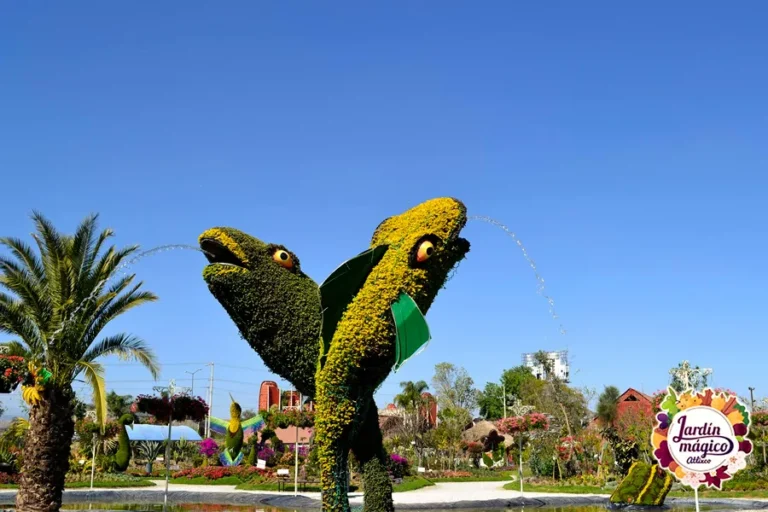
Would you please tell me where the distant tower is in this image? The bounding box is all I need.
[259,381,279,411]
[420,392,438,428]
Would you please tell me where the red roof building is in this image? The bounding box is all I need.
[615,388,653,425]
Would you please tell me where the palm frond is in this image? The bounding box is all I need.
[82,333,160,380]
[0,296,44,354]
[81,287,158,350]
[0,340,31,358]
[77,360,107,430]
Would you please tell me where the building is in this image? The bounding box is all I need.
[522,350,570,381]
[259,381,279,411]
[615,388,653,424]
[421,392,438,428]
[274,427,313,451]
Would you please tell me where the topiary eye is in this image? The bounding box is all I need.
[416,240,435,263]
[272,250,294,269]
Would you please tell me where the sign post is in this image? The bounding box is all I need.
[652,387,753,512]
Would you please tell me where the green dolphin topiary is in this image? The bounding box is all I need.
[199,229,390,505]
[315,197,469,512]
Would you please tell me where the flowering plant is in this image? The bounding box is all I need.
[199,438,218,457]
[557,435,584,461]
[173,466,270,481]
[0,355,26,393]
[132,393,209,422]
[497,412,549,434]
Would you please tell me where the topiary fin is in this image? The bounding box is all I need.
[319,245,388,361]
[391,292,431,372]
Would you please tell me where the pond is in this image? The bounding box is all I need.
[44,507,719,512]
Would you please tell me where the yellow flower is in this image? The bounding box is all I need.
[711,395,726,411]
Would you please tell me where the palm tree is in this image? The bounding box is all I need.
[394,380,430,464]
[0,212,160,512]
[596,385,620,426]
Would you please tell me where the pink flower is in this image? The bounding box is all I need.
[727,452,746,474]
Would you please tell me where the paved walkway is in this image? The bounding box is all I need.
[1,480,767,510]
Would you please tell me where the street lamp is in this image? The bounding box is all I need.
[185,368,203,395]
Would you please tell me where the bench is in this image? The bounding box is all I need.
[276,469,291,491]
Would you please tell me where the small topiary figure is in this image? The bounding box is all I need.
[209,394,263,466]
[610,461,674,506]
[114,414,134,472]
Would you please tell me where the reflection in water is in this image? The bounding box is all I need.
[51,507,708,512]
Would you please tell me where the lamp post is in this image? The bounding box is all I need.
[508,398,534,496]
[185,368,203,395]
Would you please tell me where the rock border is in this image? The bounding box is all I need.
[0,490,766,510]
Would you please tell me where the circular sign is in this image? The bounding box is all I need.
[652,387,753,490]
[667,405,736,473]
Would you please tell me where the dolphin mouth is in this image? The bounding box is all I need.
[200,238,247,268]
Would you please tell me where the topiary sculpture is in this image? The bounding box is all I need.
[209,394,264,466]
[315,197,469,512]
[114,413,134,472]
[200,197,470,512]
[199,228,392,506]
[610,461,673,506]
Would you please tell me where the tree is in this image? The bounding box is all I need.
[596,386,620,426]
[393,380,430,464]
[106,390,134,419]
[434,405,472,470]
[0,213,160,512]
[669,361,710,392]
[431,362,478,413]
[72,397,90,420]
[478,366,537,420]
[242,408,258,419]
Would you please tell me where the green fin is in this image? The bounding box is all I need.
[391,292,431,372]
[319,245,388,362]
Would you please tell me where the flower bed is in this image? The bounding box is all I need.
[172,466,272,482]
[132,393,209,422]
[0,356,26,393]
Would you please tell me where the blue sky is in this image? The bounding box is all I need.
[1,3,766,419]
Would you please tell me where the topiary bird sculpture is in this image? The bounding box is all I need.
[209,394,264,466]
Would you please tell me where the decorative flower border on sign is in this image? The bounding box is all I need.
[652,387,753,489]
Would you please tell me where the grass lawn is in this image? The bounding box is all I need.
[236,482,359,492]
[170,476,243,486]
[430,472,514,482]
[0,480,156,489]
[393,477,434,492]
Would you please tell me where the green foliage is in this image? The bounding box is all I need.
[610,462,673,506]
[199,227,321,398]
[113,414,133,471]
[106,391,134,419]
[431,363,477,411]
[0,212,160,427]
[262,409,315,429]
[596,386,620,426]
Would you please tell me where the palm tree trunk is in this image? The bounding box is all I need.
[17,386,75,512]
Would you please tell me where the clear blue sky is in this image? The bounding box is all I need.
[1,3,766,419]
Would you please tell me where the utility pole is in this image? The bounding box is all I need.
[294,389,301,496]
[153,379,178,512]
[749,387,756,410]
[205,363,214,438]
[186,368,203,395]
[502,381,507,419]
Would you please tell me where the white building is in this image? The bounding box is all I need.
[522,350,570,382]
